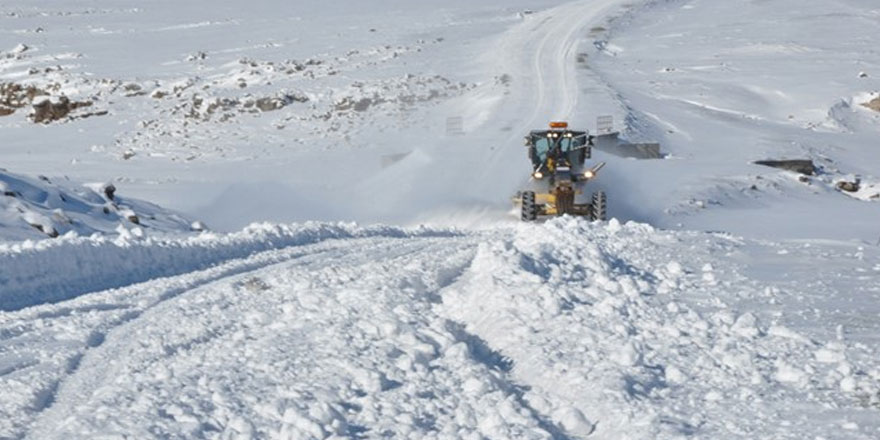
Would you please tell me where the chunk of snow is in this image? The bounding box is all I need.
[665,261,683,277]
[606,217,622,233]
[665,365,686,384]
[774,361,808,385]
[554,407,593,436]
[731,313,761,338]
[768,325,810,344]
[839,376,857,393]
[613,341,643,366]
[814,344,846,363]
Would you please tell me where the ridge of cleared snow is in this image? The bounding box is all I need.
[0,221,460,312]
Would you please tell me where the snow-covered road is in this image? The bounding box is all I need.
[490,0,619,127]
[2,219,879,439]
[353,0,628,221]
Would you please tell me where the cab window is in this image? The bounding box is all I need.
[534,137,551,160]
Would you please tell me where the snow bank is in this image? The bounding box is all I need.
[0,222,458,311]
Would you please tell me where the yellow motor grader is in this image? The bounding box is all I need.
[514,121,606,222]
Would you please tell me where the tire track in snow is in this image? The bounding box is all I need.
[455,0,631,201]
[0,223,460,312]
[1,234,460,439]
[19,228,592,439]
[442,320,577,440]
[433,1,632,434]
[500,0,627,133]
[20,236,473,438]
[2,240,344,438]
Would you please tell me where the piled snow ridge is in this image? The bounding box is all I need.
[0,168,194,241]
[0,221,460,311]
[442,217,880,439]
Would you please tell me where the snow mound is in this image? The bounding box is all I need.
[0,169,194,241]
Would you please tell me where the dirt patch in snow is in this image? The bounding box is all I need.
[181,92,310,122]
[0,82,51,116]
[861,96,880,112]
[0,83,104,122]
[30,96,94,123]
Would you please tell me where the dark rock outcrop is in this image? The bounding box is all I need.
[753,159,816,176]
[1,82,49,116]
[103,184,116,201]
[862,96,880,112]
[836,180,861,193]
[31,96,93,123]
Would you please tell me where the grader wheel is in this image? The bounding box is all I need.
[590,191,607,221]
[521,191,537,221]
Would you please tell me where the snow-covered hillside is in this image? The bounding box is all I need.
[2,0,879,438]
[2,0,878,237]
[0,0,569,229]
[590,0,880,239]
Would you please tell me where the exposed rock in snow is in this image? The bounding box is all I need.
[0,169,194,241]
[11,43,29,54]
[836,179,861,193]
[0,82,51,116]
[30,95,96,123]
[861,96,880,112]
[753,159,816,176]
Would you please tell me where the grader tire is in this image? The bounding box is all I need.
[521,191,537,221]
[590,191,607,222]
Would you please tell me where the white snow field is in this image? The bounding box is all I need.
[590,0,880,240]
[2,0,880,438]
